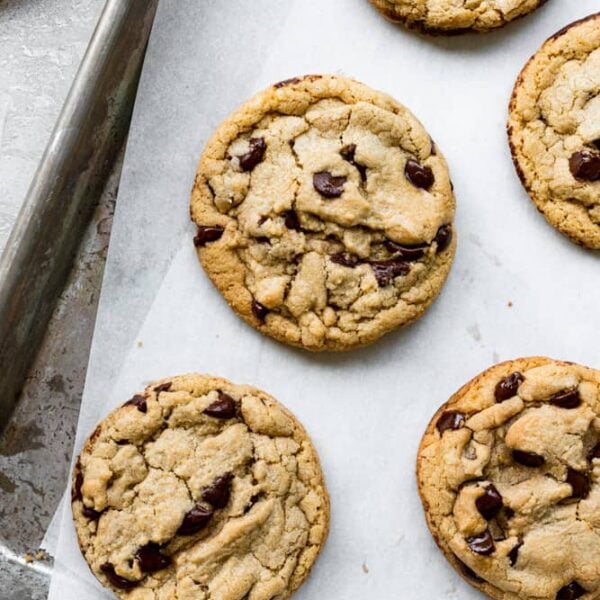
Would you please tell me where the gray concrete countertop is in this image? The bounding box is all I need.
[0,0,104,251]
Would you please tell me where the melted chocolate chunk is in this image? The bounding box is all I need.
[369,259,410,287]
[467,529,495,555]
[436,411,465,435]
[330,252,359,267]
[557,582,586,600]
[100,563,138,590]
[433,224,453,254]
[508,539,523,567]
[238,137,266,172]
[72,466,83,502]
[194,226,224,247]
[177,505,214,535]
[384,240,427,262]
[504,507,515,519]
[340,144,367,182]
[566,468,590,499]
[475,484,503,520]
[588,442,600,462]
[82,505,102,520]
[594,140,600,152]
[313,171,347,198]
[204,392,236,419]
[274,77,301,88]
[456,557,484,583]
[202,473,233,508]
[405,159,434,190]
[283,210,301,231]
[549,389,581,409]
[512,449,545,468]
[124,394,147,413]
[244,492,265,514]
[494,372,525,403]
[252,299,269,322]
[135,543,171,573]
[154,382,172,393]
[569,150,600,182]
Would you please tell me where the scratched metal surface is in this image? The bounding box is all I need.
[0,151,120,599]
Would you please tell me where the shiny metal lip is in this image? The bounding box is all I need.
[0,0,159,596]
[0,0,158,429]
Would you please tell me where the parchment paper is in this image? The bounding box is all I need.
[48,1,600,598]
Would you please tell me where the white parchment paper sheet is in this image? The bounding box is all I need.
[49,1,600,598]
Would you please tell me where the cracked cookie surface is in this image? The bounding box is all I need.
[508,13,600,249]
[71,374,329,599]
[369,0,546,34]
[191,75,456,351]
[417,357,600,600]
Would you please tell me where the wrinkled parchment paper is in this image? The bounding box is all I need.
[48,1,600,597]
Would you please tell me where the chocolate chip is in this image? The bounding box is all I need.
[384,240,427,262]
[369,259,410,287]
[433,224,453,254]
[588,442,600,462]
[135,543,171,573]
[100,563,138,590]
[82,505,102,520]
[475,484,503,521]
[405,159,434,190]
[204,392,236,419]
[508,539,523,567]
[244,492,265,514]
[274,77,301,88]
[330,252,359,267]
[504,507,515,519]
[566,468,590,499]
[124,394,147,413]
[436,411,465,435]
[177,505,213,535]
[154,382,172,393]
[72,465,83,502]
[238,137,266,172]
[194,226,224,247]
[569,150,600,181]
[512,449,545,468]
[455,557,484,583]
[283,210,301,230]
[467,529,495,555]
[202,473,233,508]
[340,144,367,182]
[494,372,525,403]
[549,389,581,409]
[557,582,586,600]
[313,171,347,198]
[594,140,600,152]
[251,299,269,322]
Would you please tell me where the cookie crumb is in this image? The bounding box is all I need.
[362,562,369,574]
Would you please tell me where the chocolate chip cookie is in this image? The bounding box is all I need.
[191,75,456,351]
[417,357,600,600]
[71,374,329,599]
[369,0,547,34]
[508,13,600,249]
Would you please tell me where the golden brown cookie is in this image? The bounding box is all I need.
[370,0,547,34]
[191,74,456,351]
[417,357,600,600]
[71,374,329,599]
[508,13,600,249]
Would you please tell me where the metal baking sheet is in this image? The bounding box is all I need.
[0,0,158,597]
[49,1,600,598]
